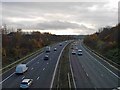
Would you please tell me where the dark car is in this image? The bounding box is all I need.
[72,50,76,55]
[78,52,82,56]
[54,48,57,51]
[44,55,49,60]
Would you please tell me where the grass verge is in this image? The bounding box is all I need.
[1,47,44,74]
[1,42,59,74]
[53,43,75,89]
[83,42,120,70]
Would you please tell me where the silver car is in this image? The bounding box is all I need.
[44,55,49,60]
[20,79,33,89]
[72,50,76,55]
[78,49,82,52]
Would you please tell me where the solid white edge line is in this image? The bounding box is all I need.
[81,44,120,79]
[83,43,120,72]
[50,42,69,89]
[69,45,77,89]
[0,49,44,77]
[0,72,15,85]
[68,73,71,88]
[0,52,43,84]
[0,42,63,85]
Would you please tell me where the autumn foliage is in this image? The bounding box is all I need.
[2,29,73,67]
[84,24,120,64]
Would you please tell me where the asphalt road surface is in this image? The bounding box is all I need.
[1,40,120,89]
[69,40,120,89]
[1,41,69,89]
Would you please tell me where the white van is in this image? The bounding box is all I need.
[16,64,28,74]
[45,46,50,53]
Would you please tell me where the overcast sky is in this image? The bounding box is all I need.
[1,0,119,35]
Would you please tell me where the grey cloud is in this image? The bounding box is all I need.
[2,2,106,18]
[35,21,80,30]
[4,20,95,31]
[2,2,118,34]
[34,21,94,30]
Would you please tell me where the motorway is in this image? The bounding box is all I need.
[1,40,120,89]
[1,41,69,89]
[69,40,120,89]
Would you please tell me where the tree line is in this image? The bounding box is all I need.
[84,23,120,64]
[2,28,74,67]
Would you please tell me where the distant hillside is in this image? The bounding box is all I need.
[84,24,120,64]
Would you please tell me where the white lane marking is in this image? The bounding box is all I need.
[31,68,34,70]
[47,63,49,65]
[86,73,89,76]
[0,72,15,84]
[0,50,43,77]
[43,68,45,71]
[68,73,71,88]
[69,45,77,89]
[26,53,43,65]
[84,44,120,72]
[37,77,40,80]
[0,53,43,84]
[81,45,120,79]
[50,42,69,89]
[22,76,25,79]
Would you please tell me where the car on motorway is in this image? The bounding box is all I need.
[74,44,77,46]
[78,52,82,56]
[59,43,62,46]
[72,50,76,55]
[75,47,78,50]
[45,46,50,53]
[15,64,28,74]
[44,55,49,60]
[78,49,82,52]
[20,79,33,89]
[54,48,57,51]
[112,87,120,90]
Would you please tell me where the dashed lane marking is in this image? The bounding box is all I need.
[37,77,40,80]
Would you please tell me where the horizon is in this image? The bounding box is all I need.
[1,0,119,35]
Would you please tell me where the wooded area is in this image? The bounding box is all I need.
[84,23,120,64]
[2,28,74,67]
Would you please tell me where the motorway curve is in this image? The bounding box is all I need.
[1,41,69,89]
[1,40,120,89]
[69,40,120,89]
